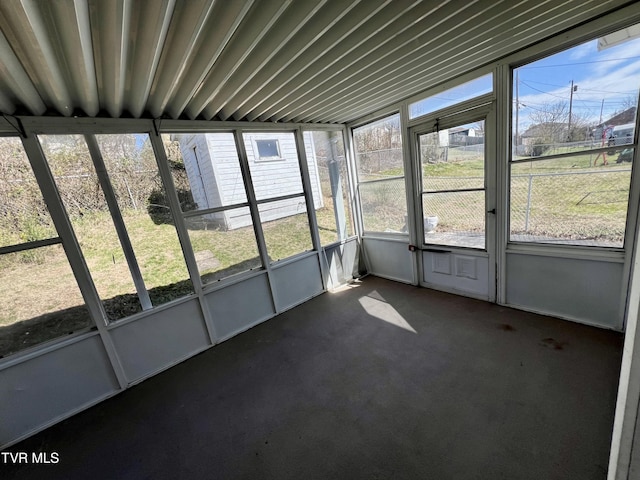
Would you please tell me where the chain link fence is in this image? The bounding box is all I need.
[359,177,407,233]
[510,168,631,246]
[356,147,404,181]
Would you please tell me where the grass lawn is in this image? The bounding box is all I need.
[359,147,632,243]
[0,191,347,325]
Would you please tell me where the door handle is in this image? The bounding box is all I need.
[488,208,496,214]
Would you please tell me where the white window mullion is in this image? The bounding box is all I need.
[21,134,128,389]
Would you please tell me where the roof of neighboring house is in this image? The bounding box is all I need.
[521,122,567,138]
[598,107,637,128]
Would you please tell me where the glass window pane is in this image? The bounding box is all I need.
[256,139,280,159]
[185,207,263,284]
[258,198,313,262]
[0,244,92,358]
[409,73,493,119]
[353,114,403,181]
[510,154,632,247]
[359,178,407,234]
[513,22,639,158]
[244,132,303,201]
[95,134,193,306]
[420,121,485,192]
[41,134,143,321]
[0,138,56,247]
[422,191,485,249]
[303,130,354,245]
[161,133,247,211]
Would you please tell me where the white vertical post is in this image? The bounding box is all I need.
[327,130,347,240]
[233,129,278,313]
[21,134,128,389]
[85,135,152,311]
[295,128,327,291]
[608,197,640,479]
[149,131,218,345]
[495,63,510,305]
[400,105,420,286]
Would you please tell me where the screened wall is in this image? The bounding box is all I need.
[0,124,358,363]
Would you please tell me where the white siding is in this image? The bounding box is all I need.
[244,132,304,201]
[179,132,323,230]
[205,133,246,208]
[179,134,221,212]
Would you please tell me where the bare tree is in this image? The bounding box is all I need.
[527,101,591,144]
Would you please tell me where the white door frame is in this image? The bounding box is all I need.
[409,102,497,301]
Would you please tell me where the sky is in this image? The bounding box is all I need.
[515,30,640,133]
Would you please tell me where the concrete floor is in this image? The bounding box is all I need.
[2,276,623,480]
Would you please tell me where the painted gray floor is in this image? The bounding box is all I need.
[2,276,623,479]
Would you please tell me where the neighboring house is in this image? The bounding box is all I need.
[518,122,568,155]
[596,106,636,129]
[448,126,484,147]
[593,107,637,141]
[521,122,567,144]
[176,132,323,230]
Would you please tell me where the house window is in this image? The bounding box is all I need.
[255,139,282,160]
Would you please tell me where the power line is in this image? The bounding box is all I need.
[518,79,638,96]
[519,81,567,99]
[519,55,640,68]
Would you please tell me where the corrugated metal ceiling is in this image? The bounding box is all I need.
[0,0,634,124]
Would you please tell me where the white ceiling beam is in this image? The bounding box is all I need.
[217,0,362,121]
[0,28,45,115]
[44,0,99,116]
[89,0,132,118]
[201,0,328,121]
[0,85,17,115]
[284,0,520,123]
[249,0,428,122]
[321,0,611,123]
[276,0,494,123]
[234,0,393,122]
[125,0,176,118]
[304,0,604,123]
[184,0,294,120]
[0,0,75,116]
[164,0,254,120]
[146,0,217,118]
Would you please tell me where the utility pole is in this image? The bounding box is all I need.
[599,98,604,125]
[515,70,519,150]
[567,80,577,141]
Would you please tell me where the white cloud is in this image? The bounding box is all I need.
[569,40,597,60]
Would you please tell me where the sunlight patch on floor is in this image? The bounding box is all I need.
[358,290,416,333]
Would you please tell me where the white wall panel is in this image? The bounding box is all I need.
[0,334,119,447]
[109,299,209,383]
[271,254,324,311]
[322,238,360,289]
[506,252,624,330]
[362,237,413,283]
[205,272,275,341]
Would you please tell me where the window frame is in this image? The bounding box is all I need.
[253,138,283,162]
[506,25,640,252]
